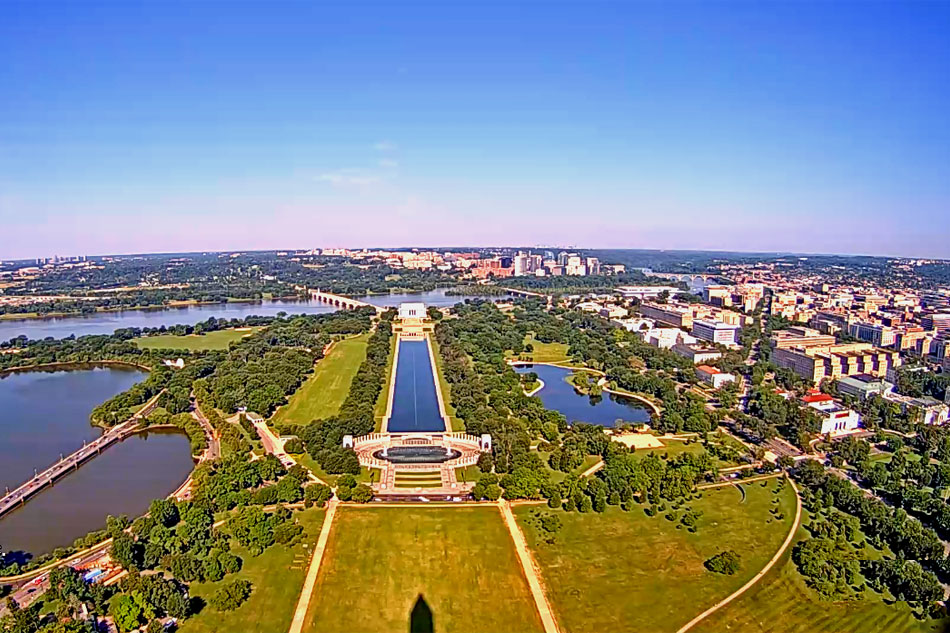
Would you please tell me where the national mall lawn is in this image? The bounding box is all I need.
[691,521,943,633]
[272,333,370,425]
[177,508,326,633]
[514,479,798,633]
[302,506,545,633]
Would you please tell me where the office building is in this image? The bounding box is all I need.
[672,344,723,364]
[770,326,837,350]
[692,319,740,346]
[922,313,950,335]
[772,342,901,385]
[848,322,896,348]
[837,374,895,401]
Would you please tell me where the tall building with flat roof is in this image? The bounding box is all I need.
[848,322,896,348]
[837,374,895,400]
[692,319,740,347]
[922,313,950,335]
[772,342,901,385]
[771,326,837,350]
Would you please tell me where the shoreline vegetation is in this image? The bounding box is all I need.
[0,295,307,322]
[0,359,152,376]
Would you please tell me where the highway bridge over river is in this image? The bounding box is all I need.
[306,288,385,313]
[0,391,164,520]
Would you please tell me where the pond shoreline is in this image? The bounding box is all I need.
[509,360,661,417]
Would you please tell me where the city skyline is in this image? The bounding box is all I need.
[2,1,949,259]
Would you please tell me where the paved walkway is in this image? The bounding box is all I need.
[499,500,562,633]
[676,477,803,633]
[578,458,604,478]
[696,472,782,490]
[288,500,338,633]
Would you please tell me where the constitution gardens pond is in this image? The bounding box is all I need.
[514,364,650,427]
[0,366,194,556]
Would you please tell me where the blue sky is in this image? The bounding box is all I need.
[1,1,948,259]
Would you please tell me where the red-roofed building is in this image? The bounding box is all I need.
[696,365,736,389]
[800,391,861,435]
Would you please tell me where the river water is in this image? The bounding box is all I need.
[0,367,194,557]
[356,287,509,309]
[514,364,650,427]
[0,289,506,342]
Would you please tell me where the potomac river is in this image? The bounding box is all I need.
[0,289,505,342]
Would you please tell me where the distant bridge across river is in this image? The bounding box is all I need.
[306,289,385,313]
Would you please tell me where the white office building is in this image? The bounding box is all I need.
[691,319,740,347]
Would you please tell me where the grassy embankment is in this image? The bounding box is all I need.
[515,480,797,633]
[269,333,375,486]
[302,506,544,633]
[177,508,325,633]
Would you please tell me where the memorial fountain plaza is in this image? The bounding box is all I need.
[343,303,491,497]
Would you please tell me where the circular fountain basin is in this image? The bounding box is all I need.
[373,446,462,464]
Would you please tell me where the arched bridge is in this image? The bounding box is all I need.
[646,273,727,284]
[309,289,384,313]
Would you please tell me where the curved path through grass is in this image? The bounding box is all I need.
[676,478,802,632]
[515,478,798,633]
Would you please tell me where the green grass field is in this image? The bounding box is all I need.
[455,464,482,483]
[690,524,948,633]
[542,452,602,483]
[177,508,325,633]
[630,438,707,461]
[507,334,571,364]
[373,334,398,430]
[303,506,544,633]
[273,333,369,425]
[133,327,263,351]
[394,471,444,488]
[428,336,464,431]
[515,480,797,633]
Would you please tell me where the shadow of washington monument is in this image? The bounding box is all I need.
[410,594,434,633]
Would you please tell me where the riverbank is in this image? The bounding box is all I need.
[0,295,306,322]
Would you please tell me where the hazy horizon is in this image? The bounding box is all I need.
[2,2,949,260]
[4,243,943,264]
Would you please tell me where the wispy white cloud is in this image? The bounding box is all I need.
[373,140,396,152]
[316,169,382,187]
[378,158,399,169]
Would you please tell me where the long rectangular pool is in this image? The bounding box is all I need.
[385,338,447,433]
